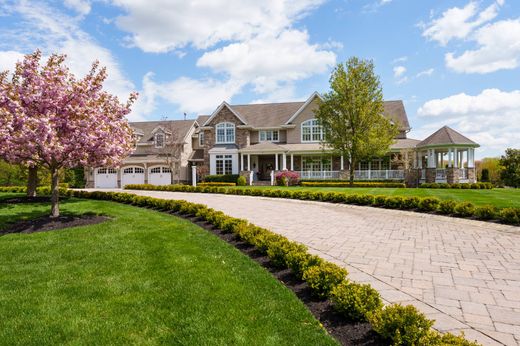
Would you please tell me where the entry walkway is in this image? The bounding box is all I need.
[95,189,520,345]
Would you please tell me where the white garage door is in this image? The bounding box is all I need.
[121,167,145,187]
[95,168,118,188]
[149,166,172,186]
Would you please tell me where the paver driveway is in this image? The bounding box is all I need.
[97,189,520,345]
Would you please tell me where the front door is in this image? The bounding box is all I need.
[258,156,275,180]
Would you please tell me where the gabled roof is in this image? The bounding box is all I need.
[417,126,479,148]
[383,101,410,130]
[196,115,210,125]
[285,91,322,124]
[130,120,196,144]
[231,101,304,127]
[202,101,247,126]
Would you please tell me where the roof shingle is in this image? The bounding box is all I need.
[417,126,479,148]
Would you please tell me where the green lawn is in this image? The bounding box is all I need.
[0,194,337,346]
[231,186,520,208]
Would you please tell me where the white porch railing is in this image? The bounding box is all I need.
[297,171,341,180]
[295,170,405,181]
[420,170,426,180]
[354,170,404,180]
[436,169,447,181]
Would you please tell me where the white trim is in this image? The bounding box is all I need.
[202,101,247,126]
[215,122,236,144]
[259,129,280,142]
[301,118,324,143]
[285,91,323,124]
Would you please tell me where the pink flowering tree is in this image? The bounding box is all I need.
[0,51,136,217]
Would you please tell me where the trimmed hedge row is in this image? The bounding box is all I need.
[0,185,69,194]
[198,182,237,187]
[70,189,478,346]
[301,182,406,188]
[420,182,493,189]
[124,184,520,226]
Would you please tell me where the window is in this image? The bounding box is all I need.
[302,156,331,171]
[162,167,171,173]
[199,131,205,146]
[150,167,161,174]
[301,119,323,142]
[216,122,235,144]
[259,130,279,142]
[155,133,165,148]
[123,167,133,174]
[134,167,144,174]
[107,168,117,174]
[97,168,107,174]
[216,154,233,175]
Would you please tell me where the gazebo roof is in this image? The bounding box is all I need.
[417,126,479,148]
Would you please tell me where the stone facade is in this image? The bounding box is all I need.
[425,168,436,183]
[446,168,460,184]
[404,169,420,187]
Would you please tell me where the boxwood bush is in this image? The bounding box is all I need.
[420,182,492,189]
[331,281,383,322]
[204,174,240,183]
[302,262,348,298]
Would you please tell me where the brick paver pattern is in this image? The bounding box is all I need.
[97,189,520,346]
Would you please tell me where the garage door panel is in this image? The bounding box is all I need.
[121,167,144,187]
[95,168,118,188]
[149,166,171,186]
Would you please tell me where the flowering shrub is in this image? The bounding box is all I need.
[275,171,300,186]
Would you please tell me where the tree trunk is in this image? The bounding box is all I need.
[27,166,38,197]
[349,160,355,186]
[50,168,60,218]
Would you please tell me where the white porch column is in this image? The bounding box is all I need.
[448,148,452,168]
[418,152,423,169]
[240,154,244,171]
[469,148,475,168]
[247,154,251,171]
[275,154,278,171]
[340,155,344,170]
[368,161,372,180]
[454,148,458,168]
[191,166,197,187]
[282,152,287,170]
[290,154,294,171]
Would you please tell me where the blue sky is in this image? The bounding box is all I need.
[0,0,518,158]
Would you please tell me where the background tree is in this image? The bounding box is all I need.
[315,57,398,184]
[500,148,520,188]
[476,157,502,184]
[158,117,183,184]
[0,51,136,217]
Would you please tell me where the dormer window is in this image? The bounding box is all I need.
[216,122,235,144]
[301,119,323,142]
[259,130,279,142]
[155,133,165,148]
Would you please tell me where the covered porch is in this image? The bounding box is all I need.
[238,143,405,185]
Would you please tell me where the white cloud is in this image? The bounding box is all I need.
[393,65,406,78]
[392,56,408,64]
[0,0,138,118]
[137,73,243,116]
[363,0,393,13]
[197,30,335,94]
[108,0,335,107]
[64,0,91,16]
[0,50,24,72]
[422,1,502,46]
[417,88,520,156]
[111,0,324,52]
[446,19,520,73]
[416,68,434,77]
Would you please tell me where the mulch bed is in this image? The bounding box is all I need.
[180,213,386,346]
[1,214,109,235]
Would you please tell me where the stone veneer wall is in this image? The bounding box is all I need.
[201,106,249,173]
[446,168,460,184]
[425,168,436,183]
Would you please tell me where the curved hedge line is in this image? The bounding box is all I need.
[69,189,479,346]
[420,182,493,189]
[0,185,69,194]
[124,184,520,226]
[301,182,406,188]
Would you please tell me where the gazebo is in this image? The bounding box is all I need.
[415,126,479,184]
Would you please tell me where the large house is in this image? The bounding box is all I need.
[85,92,479,188]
